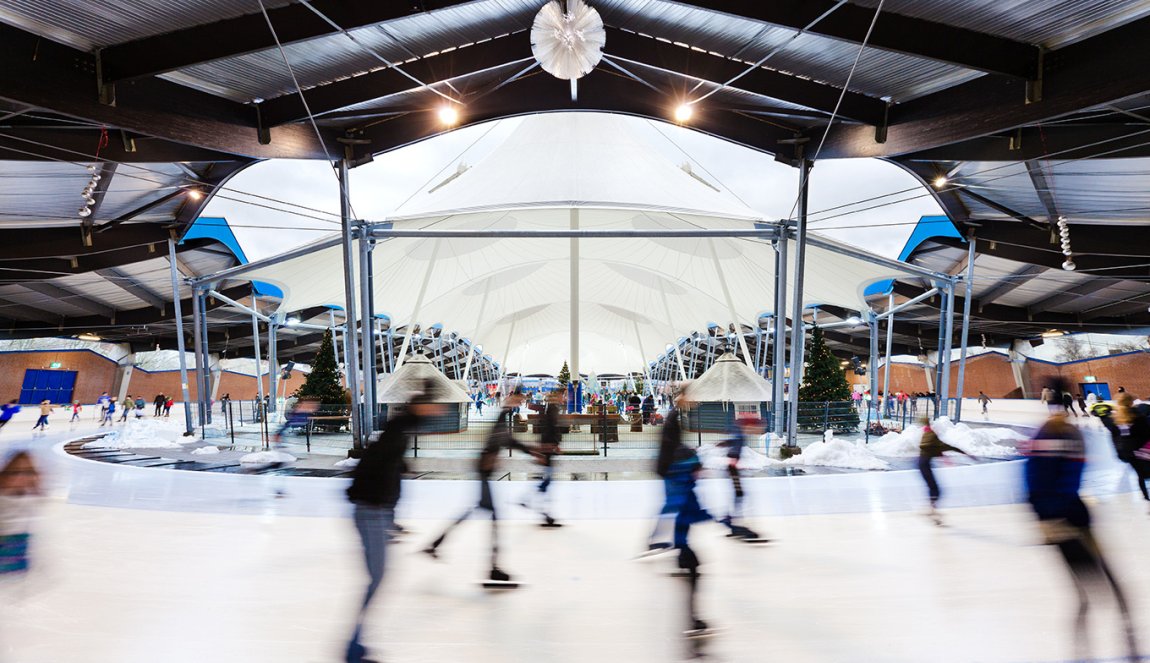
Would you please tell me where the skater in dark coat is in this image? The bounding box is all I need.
[344,380,443,663]
[1024,381,1139,660]
[648,391,688,553]
[423,388,539,583]
[1096,392,1150,502]
[918,417,973,524]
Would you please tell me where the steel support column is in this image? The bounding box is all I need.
[359,235,377,431]
[786,159,812,448]
[338,159,363,448]
[939,280,957,418]
[268,321,278,413]
[189,288,207,426]
[169,238,194,435]
[882,292,894,403]
[868,312,880,408]
[251,309,265,418]
[772,236,788,439]
[954,239,977,421]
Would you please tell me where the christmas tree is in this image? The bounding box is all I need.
[557,361,571,386]
[294,329,349,411]
[798,325,851,402]
[797,325,857,432]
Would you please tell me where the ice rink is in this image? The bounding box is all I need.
[1,414,1149,662]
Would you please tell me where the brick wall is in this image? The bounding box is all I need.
[1025,351,1150,398]
[0,350,119,404]
[946,352,1021,399]
[129,368,309,403]
[846,362,930,393]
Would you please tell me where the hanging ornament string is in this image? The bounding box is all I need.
[79,127,110,220]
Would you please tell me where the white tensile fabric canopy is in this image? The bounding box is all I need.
[243,113,907,374]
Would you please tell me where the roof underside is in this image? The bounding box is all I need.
[1,0,1150,363]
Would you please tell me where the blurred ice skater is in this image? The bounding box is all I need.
[1023,379,1139,661]
[344,379,444,663]
[0,450,40,576]
[918,416,973,525]
[716,418,764,541]
[422,387,539,584]
[30,401,52,433]
[1095,392,1150,504]
[520,388,563,527]
[0,400,20,434]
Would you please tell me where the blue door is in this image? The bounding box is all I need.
[1081,383,1111,400]
[19,369,77,405]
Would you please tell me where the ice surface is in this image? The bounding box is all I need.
[239,450,296,464]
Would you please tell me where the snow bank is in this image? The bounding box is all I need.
[868,426,925,457]
[334,458,360,468]
[697,444,779,471]
[82,419,188,449]
[240,450,296,464]
[785,439,891,471]
[190,446,220,456]
[931,417,1023,458]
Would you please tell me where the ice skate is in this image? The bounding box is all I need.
[684,618,716,638]
[635,541,674,560]
[540,515,563,528]
[482,567,520,589]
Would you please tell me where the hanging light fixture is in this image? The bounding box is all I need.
[674,103,694,124]
[531,0,606,101]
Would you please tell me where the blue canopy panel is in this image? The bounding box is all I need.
[183,216,283,298]
[862,215,963,297]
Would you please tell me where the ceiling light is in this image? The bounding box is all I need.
[845,315,863,326]
[77,333,101,342]
[438,105,460,127]
[932,176,948,189]
[185,189,203,201]
[1041,330,1066,338]
[674,103,694,123]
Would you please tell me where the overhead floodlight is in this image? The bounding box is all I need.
[77,333,101,342]
[932,176,948,189]
[437,105,460,127]
[674,103,694,123]
[1041,330,1066,338]
[185,188,203,201]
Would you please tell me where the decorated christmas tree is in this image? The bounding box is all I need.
[798,326,851,402]
[797,325,858,433]
[557,360,571,386]
[294,329,349,410]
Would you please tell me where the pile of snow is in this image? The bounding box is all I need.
[868,426,925,457]
[697,443,779,471]
[82,419,189,449]
[190,446,220,456]
[334,457,360,468]
[240,450,296,464]
[785,438,891,471]
[931,417,1023,458]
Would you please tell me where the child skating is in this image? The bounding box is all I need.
[69,401,82,423]
[31,401,52,433]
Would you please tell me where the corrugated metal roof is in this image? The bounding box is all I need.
[159,0,538,103]
[851,0,1150,49]
[0,0,294,51]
